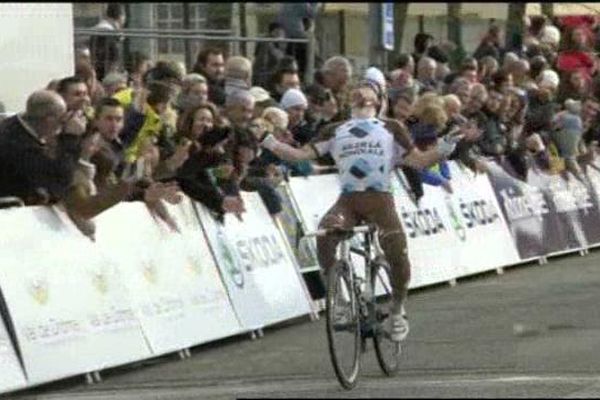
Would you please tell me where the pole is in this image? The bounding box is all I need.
[305,30,316,85]
[239,2,247,57]
[182,3,192,72]
[368,3,384,67]
[392,2,409,59]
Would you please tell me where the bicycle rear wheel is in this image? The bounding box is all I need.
[371,260,402,376]
[326,260,361,390]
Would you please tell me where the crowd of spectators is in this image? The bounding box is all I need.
[2,5,600,239]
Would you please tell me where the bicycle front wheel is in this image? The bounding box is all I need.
[371,260,402,376]
[326,260,361,390]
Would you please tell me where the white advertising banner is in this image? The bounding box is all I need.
[391,171,462,288]
[0,316,27,394]
[195,192,313,331]
[158,198,243,344]
[95,201,226,356]
[288,174,380,291]
[445,163,521,277]
[0,207,150,386]
[288,174,341,232]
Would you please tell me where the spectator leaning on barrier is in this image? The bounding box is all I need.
[281,88,312,145]
[411,122,453,194]
[175,102,245,220]
[89,3,126,81]
[0,90,82,205]
[258,105,312,177]
[193,47,226,107]
[242,117,285,218]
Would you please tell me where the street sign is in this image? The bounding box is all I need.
[382,3,394,51]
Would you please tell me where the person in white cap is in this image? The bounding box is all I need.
[281,88,318,145]
[537,69,560,92]
[364,66,390,118]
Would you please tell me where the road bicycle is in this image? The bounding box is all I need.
[303,224,402,390]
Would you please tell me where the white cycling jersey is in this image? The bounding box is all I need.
[312,117,413,194]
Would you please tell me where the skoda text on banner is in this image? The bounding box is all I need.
[0,206,150,386]
[95,203,203,356]
[195,192,313,331]
[159,198,243,344]
[392,170,462,287]
[0,307,27,394]
[445,163,521,277]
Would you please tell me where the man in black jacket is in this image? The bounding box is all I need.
[192,47,226,107]
[0,90,84,205]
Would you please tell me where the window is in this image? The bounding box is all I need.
[154,3,208,56]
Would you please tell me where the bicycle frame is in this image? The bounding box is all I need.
[307,225,387,339]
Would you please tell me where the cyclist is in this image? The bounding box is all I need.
[256,81,477,342]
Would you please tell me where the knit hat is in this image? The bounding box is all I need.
[364,67,386,90]
[249,86,271,103]
[280,88,308,110]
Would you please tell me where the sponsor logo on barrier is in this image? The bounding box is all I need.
[28,278,49,305]
[89,308,138,332]
[499,187,549,221]
[400,206,446,239]
[445,198,466,241]
[234,234,286,272]
[458,198,500,229]
[217,229,245,288]
[23,319,84,344]
[141,297,185,318]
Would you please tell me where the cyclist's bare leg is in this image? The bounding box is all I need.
[352,193,410,314]
[316,197,358,277]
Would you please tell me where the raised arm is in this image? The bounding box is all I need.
[260,134,320,161]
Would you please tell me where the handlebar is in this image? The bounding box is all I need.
[303,224,377,239]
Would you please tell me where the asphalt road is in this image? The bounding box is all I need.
[8,250,600,399]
